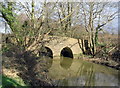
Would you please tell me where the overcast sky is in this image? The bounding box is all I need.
[0,1,119,34]
[0,18,11,34]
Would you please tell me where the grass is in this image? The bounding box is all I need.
[1,75,28,88]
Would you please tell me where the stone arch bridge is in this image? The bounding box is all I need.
[40,36,83,58]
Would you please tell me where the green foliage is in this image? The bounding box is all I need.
[2,45,10,54]
[96,43,106,47]
[2,75,28,88]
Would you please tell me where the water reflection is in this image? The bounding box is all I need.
[60,57,73,70]
[95,73,119,86]
[48,58,119,86]
[54,72,119,86]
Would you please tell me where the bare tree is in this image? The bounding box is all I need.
[78,2,117,56]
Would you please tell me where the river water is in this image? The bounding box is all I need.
[42,57,120,86]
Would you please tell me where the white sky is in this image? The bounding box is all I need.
[0,18,11,34]
[0,1,119,34]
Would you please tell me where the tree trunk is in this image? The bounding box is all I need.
[77,39,85,54]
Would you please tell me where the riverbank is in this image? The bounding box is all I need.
[73,54,120,70]
[2,56,53,87]
[81,57,120,70]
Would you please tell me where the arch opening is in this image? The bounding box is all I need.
[39,46,53,58]
[60,47,73,58]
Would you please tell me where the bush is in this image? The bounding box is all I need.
[111,50,120,62]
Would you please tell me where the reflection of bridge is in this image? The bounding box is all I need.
[41,36,82,58]
[48,58,118,86]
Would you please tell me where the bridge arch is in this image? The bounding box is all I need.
[39,46,53,58]
[60,47,74,58]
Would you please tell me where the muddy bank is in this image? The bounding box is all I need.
[2,55,53,87]
[81,57,120,70]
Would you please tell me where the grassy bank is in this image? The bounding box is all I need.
[1,75,28,88]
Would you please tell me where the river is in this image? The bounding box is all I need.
[41,57,120,86]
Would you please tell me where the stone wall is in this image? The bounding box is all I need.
[45,36,82,57]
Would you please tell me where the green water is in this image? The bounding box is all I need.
[44,57,120,86]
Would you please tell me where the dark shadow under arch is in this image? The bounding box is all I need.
[39,46,53,58]
[60,47,73,58]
